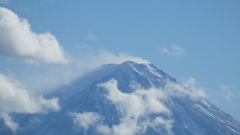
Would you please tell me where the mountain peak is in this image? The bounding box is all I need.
[1,61,240,135]
[94,61,176,92]
[120,60,136,65]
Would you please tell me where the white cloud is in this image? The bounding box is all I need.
[18,49,150,95]
[0,74,60,132]
[96,124,112,135]
[105,117,141,135]
[0,113,18,133]
[74,49,150,69]
[152,117,173,134]
[98,79,170,116]
[96,78,206,135]
[0,74,60,113]
[0,7,68,64]
[96,79,172,135]
[70,77,206,134]
[160,44,185,57]
[70,112,100,131]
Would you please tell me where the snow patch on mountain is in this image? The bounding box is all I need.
[1,61,240,135]
[144,63,163,78]
[194,104,215,118]
[226,126,240,135]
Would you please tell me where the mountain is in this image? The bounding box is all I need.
[0,61,240,135]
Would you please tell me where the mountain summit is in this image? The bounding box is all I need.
[1,61,240,135]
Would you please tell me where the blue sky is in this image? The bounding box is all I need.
[0,0,239,122]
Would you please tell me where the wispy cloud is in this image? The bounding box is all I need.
[219,85,238,103]
[0,113,18,133]
[165,78,207,100]
[9,46,150,96]
[0,113,19,133]
[207,84,240,121]
[77,43,92,50]
[160,44,185,57]
[0,7,68,64]
[0,0,9,4]
[86,31,96,41]
[0,74,60,132]
[73,49,149,68]
[210,84,239,106]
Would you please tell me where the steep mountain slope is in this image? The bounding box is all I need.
[0,61,240,135]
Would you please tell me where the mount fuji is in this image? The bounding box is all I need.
[0,61,240,135]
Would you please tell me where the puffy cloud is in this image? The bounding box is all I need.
[96,78,206,135]
[96,79,172,135]
[70,78,206,134]
[0,74,60,132]
[70,112,101,131]
[98,79,170,117]
[96,124,112,135]
[0,7,68,64]
[160,44,185,57]
[70,79,173,135]
[0,74,60,113]
[100,117,141,135]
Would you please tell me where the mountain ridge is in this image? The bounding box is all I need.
[0,61,240,135]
